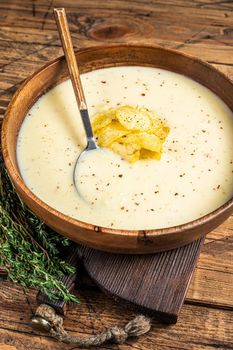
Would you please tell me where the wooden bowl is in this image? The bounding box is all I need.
[2,45,233,254]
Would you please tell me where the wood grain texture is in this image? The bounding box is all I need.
[54,8,88,110]
[0,0,233,349]
[1,281,233,350]
[80,238,204,324]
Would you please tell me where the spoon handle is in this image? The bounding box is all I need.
[54,8,87,111]
[54,8,95,146]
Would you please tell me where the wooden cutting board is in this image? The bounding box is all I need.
[38,236,204,324]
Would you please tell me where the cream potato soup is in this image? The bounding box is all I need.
[17,66,233,230]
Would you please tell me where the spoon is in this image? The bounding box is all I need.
[54,8,98,193]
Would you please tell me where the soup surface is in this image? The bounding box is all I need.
[17,66,233,230]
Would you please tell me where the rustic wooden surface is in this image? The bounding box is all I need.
[0,0,233,349]
[79,238,204,324]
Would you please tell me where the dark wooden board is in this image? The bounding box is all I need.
[79,238,204,324]
[37,238,203,324]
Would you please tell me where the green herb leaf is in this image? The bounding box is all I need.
[0,153,79,303]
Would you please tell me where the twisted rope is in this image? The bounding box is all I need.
[35,304,151,347]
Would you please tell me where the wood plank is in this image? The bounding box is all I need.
[76,248,233,309]
[77,246,233,309]
[0,282,233,350]
[0,1,232,56]
[187,268,233,308]
[80,239,204,324]
[0,345,17,350]
[1,0,232,14]
[205,215,233,242]
[78,265,233,310]
[199,239,233,273]
[212,63,233,80]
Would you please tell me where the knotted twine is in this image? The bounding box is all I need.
[35,304,151,347]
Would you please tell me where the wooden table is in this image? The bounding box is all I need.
[0,1,233,349]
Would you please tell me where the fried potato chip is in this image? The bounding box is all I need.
[140,149,162,160]
[150,125,170,140]
[92,109,116,132]
[116,105,152,131]
[91,105,169,162]
[95,121,131,147]
[118,133,162,152]
[150,117,164,128]
[110,142,140,163]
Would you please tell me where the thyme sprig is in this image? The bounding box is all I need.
[0,154,79,303]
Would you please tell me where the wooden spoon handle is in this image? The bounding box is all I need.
[54,8,87,110]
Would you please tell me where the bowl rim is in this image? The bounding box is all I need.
[2,43,233,239]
